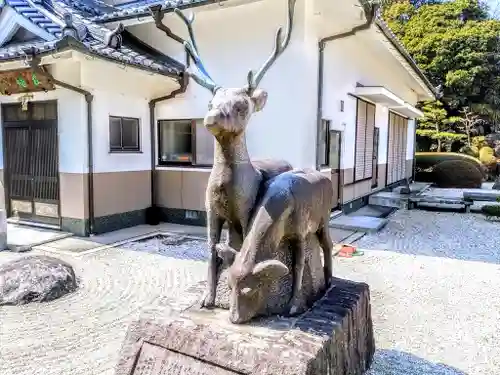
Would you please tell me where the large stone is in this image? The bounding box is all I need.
[115,277,375,375]
[0,255,77,305]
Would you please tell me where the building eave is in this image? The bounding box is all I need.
[0,36,184,81]
[92,0,231,24]
[0,5,56,46]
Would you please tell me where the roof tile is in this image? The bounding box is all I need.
[0,0,184,77]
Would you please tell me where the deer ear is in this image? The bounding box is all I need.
[216,243,238,266]
[252,260,289,281]
[251,89,268,112]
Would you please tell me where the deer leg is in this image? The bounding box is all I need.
[317,221,333,288]
[288,237,306,316]
[227,222,243,252]
[201,212,224,308]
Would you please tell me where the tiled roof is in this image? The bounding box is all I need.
[0,0,184,77]
[5,0,62,36]
[90,0,224,23]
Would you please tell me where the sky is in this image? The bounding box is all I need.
[486,0,500,17]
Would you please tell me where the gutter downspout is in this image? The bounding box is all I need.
[146,75,188,225]
[29,57,95,236]
[316,4,379,163]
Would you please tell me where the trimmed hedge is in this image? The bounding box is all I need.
[481,205,500,217]
[416,152,482,170]
[432,160,483,188]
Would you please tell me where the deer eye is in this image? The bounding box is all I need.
[235,104,247,114]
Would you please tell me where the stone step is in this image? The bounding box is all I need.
[368,191,408,208]
[464,190,500,202]
[329,214,388,233]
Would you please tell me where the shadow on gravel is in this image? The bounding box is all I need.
[368,349,468,375]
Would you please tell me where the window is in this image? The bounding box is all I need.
[354,99,376,181]
[158,119,214,166]
[317,120,330,168]
[109,116,140,152]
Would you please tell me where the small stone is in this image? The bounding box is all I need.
[0,255,77,306]
[492,177,500,190]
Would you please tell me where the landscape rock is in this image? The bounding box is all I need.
[0,255,77,306]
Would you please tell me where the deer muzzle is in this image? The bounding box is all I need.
[204,110,221,128]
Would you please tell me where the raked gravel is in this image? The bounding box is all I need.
[1,214,500,375]
[355,209,500,264]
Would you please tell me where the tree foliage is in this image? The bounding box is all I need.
[382,0,500,150]
[416,101,464,151]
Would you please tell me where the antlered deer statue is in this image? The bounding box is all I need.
[151,1,298,307]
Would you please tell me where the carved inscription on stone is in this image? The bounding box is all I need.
[132,342,238,375]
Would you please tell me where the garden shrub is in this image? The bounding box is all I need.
[478,146,497,180]
[479,146,495,164]
[432,160,483,188]
[461,145,479,158]
[472,136,488,150]
[416,152,482,170]
[481,205,500,217]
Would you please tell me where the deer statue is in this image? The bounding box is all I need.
[151,0,297,308]
[216,169,334,324]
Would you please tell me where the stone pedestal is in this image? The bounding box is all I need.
[115,278,375,375]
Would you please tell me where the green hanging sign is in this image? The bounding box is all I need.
[16,76,27,88]
[32,73,40,86]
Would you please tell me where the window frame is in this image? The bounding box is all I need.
[109,115,141,153]
[353,98,376,182]
[317,119,331,169]
[157,118,213,168]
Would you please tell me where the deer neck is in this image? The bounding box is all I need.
[214,133,254,170]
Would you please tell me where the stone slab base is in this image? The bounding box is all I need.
[115,277,375,375]
[329,214,388,233]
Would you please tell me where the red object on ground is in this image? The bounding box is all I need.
[336,244,363,258]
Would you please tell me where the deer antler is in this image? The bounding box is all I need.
[247,0,296,93]
[150,5,219,93]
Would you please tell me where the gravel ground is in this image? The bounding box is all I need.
[335,249,500,375]
[0,247,206,375]
[355,209,500,264]
[1,216,499,375]
[119,233,208,261]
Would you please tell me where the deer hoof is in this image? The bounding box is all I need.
[200,292,215,309]
[288,303,306,316]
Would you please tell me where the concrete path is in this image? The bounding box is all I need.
[7,223,72,250]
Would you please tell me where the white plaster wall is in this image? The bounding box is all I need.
[0,62,87,173]
[322,35,419,171]
[131,0,317,168]
[77,55,180,173]
[91,90,151,173]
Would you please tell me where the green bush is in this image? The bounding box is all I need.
[461,145,479,158]
[479,146,495,164]
[481,205,500,217]
[432,160,483,188]
[416,152,482,170]
[472,136,488,150]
